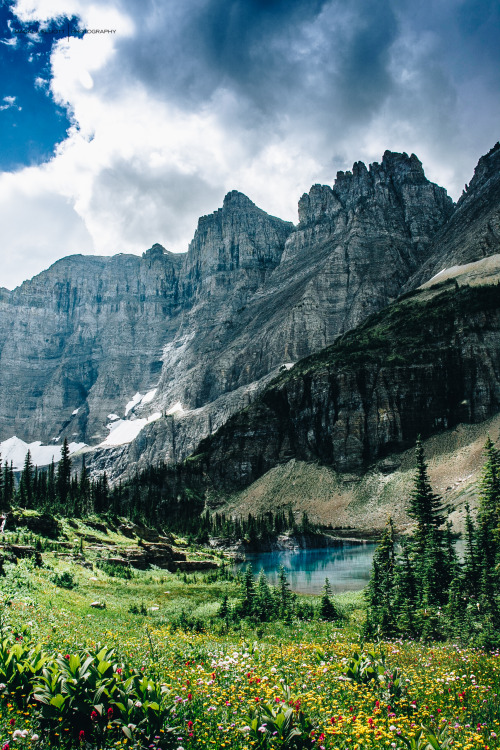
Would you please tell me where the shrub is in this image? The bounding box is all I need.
[51,570,77,589]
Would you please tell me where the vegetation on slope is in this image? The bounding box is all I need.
[0,437,498,747]
[272,280,500,378]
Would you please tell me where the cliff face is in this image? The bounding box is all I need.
[0,149,470,476]
[406,142,500,289]
[186,277,500,493]
[0,251,183,443]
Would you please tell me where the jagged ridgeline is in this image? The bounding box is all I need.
[0,144,499,497]
[0,150,460,472]
[110,277,500,525]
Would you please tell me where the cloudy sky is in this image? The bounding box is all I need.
[0,0,499,290]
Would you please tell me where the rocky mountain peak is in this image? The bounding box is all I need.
[405,141,500,289]
[297,151,452,232]
[222,190,258,211]
[1,145,498,483]
[380,150,426,182]
[459,141,500,204]
[142,243,168,260]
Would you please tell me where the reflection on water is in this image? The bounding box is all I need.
[235,543,378,595]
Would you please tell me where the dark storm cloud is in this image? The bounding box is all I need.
[109,0,399,128]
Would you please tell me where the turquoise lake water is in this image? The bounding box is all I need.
[235,543,378,595]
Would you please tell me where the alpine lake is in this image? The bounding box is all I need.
[235,541,379,595]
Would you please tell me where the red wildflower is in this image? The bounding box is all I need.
[90,710,98,721]
[9,719,15,726]
[187,693,192,701]
[107,707,113,718]
[79,730,85,742]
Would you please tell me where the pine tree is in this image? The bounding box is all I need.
[276,564,293,620]
[477,437,500,528]
[408,438,447,532]
[476,438,500,578]
[18,450,34,508]
[56,438,72,508]
[255,570,274,621]
[320,578,340,621]
[218,594,229,620]
[240,564,256,618]
[46,459,56,511]
[364,518,397,636]
[408,439,451,605]
[393,541,418,636]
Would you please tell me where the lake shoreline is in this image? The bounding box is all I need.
[210,529,381,559]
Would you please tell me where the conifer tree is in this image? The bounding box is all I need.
[255,570,274,621]
[240,564,256,617]
[366,517,397,635]
[393,541,418,636]
[320,578,340,621]
[46,459,56,511]
[56,438,72,508]
[408,439,450,604]
[18,450,34,508]
[408,437,447,533]
[476,437,500,577]
[276,564,293,619]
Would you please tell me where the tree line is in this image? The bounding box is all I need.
[0,438,110,517]
[1,441,318,544]
[365,436,500,647]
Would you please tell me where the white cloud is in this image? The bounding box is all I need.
[1,0,499,290]
[0,95,21,111]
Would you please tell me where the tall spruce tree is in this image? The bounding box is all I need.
[408,438,447,531]
[408,438,450,605]
[18,450,34,508]
[56,438,72,509]
[364,517,397,636]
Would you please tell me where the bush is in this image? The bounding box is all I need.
[97,560,133,579]
[51,570,77,589]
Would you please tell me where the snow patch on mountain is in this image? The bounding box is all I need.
[124,392,143,416]
[100,412,162,447]
[0,436,86,471]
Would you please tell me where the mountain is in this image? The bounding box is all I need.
[187,261,500,487]
[405,142,500,289]
[146,258,500,531]
[1,147,497,486]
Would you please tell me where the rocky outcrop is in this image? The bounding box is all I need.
[0,150,464,480]
[406,142,500,288]
[180,279,500,493]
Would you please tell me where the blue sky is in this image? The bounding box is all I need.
[1,0,499,290]
[0,3,76,170]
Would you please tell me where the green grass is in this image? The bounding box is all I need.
[1,520,500,749]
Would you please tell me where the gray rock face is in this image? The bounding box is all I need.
[406,142,500,289]
[0,152,456,477]
[184,279,500,494]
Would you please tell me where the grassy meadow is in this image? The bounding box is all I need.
[0,518,499,750]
